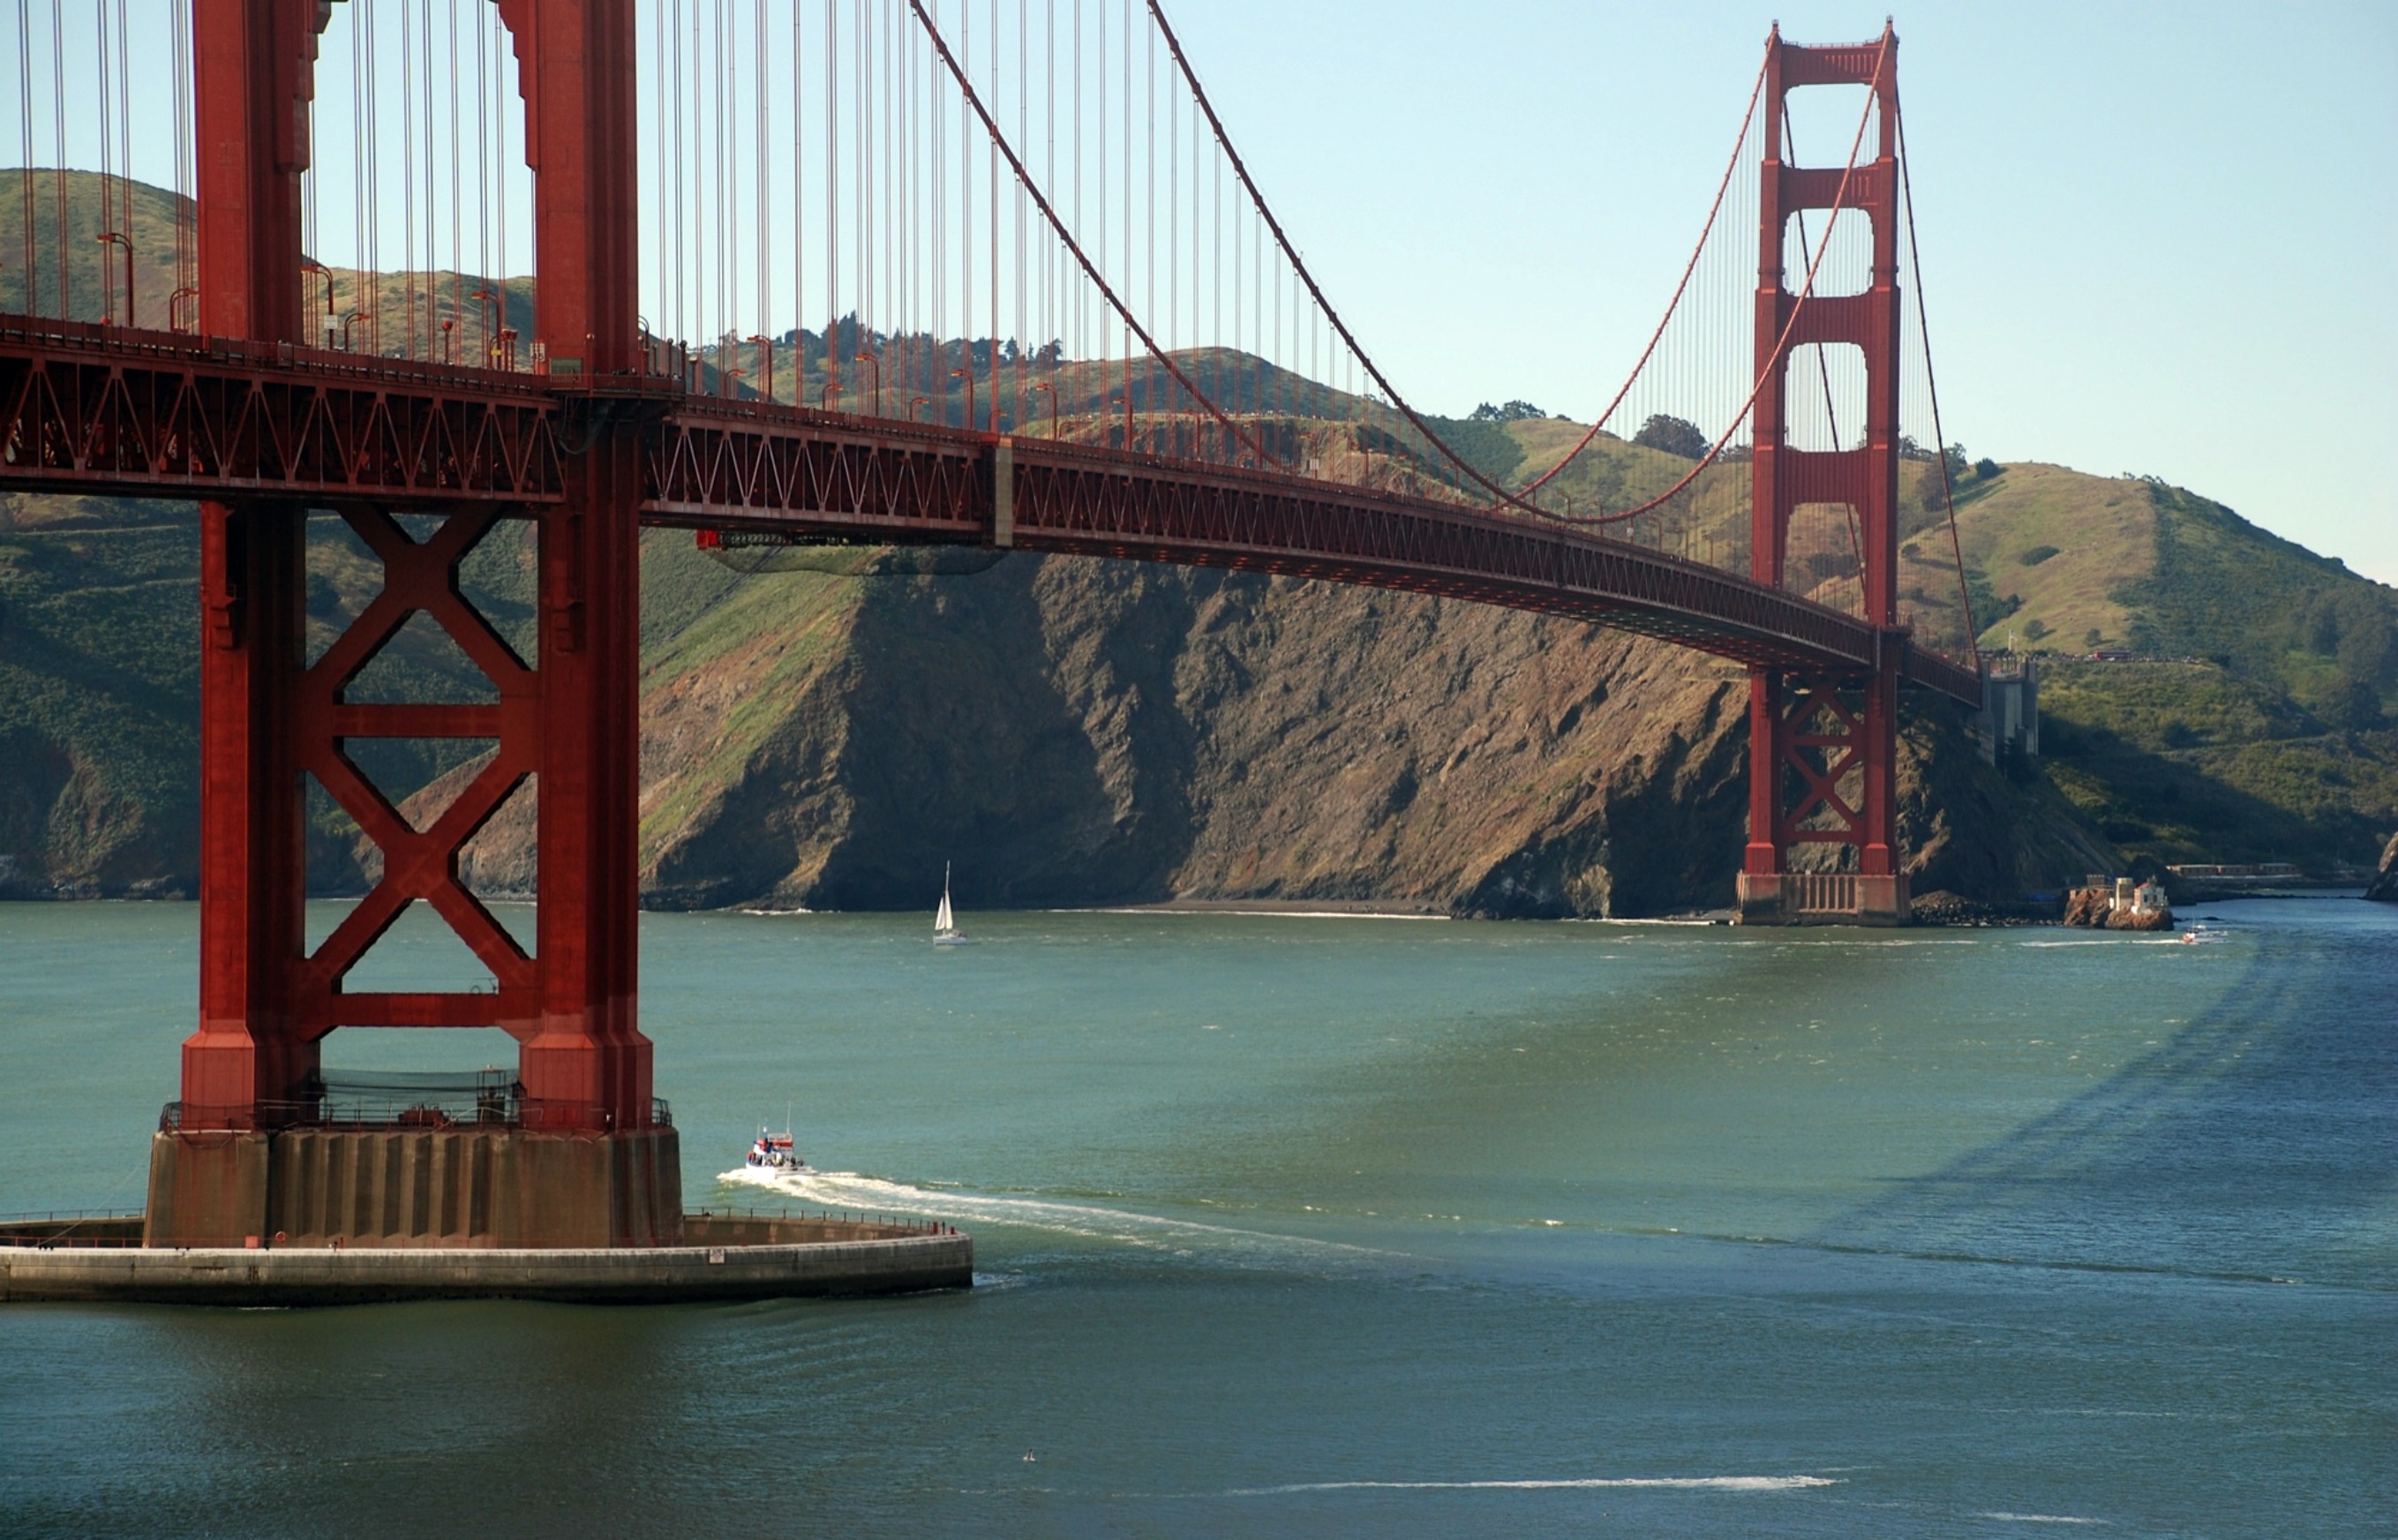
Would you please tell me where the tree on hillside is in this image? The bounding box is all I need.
[1470,400,1552,423]
[1633,413,1709,459]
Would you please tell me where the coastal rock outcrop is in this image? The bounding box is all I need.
[405,550,2103,917]
[2368,832,2398,903]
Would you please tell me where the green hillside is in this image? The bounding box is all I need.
[0,172,2389,896]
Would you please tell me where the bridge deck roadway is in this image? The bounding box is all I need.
[0,320,1979,703]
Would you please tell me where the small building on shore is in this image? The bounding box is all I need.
[2063,875,2173,930]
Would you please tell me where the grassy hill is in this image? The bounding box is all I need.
[1934,465,2397,876]
[0,172,2388,896]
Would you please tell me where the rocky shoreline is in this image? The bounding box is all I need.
[2368,833,2398,904]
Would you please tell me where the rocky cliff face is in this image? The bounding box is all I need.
[2367,832,2398,903]
[417,547,2094,917]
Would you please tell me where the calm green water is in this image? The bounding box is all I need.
[2,899,2391,1536]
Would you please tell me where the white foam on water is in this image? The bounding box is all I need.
[715,1166,1395,1268]
[1066,907,1448,921]
[1976,1514,2108,1526]
[1226,1476,1839,1495]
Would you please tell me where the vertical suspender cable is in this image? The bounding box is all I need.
[365,0,382,354]
[1118,0,1128,440]
[801,3,810,395]
[16,0,32,312]
[493,0,510,353]
[988,0,998,430]
[447,0,461,355]
[171,0,193,327]
[47,0,63,318]
[421,0,437,357]
[93,0,109,320]
[755,0,767,380]
[826,0,839,398]
[490,0,500,357]
[400,0,417,357]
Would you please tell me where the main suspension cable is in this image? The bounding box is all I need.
[1145,0,1533,512]
[1579,35,1891,530]
[906,0,1281,466]
[1896,94,1979,669]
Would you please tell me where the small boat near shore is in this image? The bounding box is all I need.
[743,1124,814,1176]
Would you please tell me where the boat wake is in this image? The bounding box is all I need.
[715,1165,1395,1270]
[1224,1475,1839,1495]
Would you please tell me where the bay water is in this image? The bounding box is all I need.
[1,898,2391,1536]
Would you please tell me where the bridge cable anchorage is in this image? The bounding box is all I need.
[1510,51,1770,511]
[904,0,1283,470]
[1143,0,1538,515]
[1896,95,1981,672]
[1587,33,1891,530]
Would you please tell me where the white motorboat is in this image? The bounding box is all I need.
[743,1125,814,1175]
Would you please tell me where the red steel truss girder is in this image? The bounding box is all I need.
[0,320,564,505]
[0,320,1980,702]
[643,409,1978,699]
[1005,447,1862,669]
[640,401,982,534]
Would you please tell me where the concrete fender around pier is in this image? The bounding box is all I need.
[0,1233,972,1306]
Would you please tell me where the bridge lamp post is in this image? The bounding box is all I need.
[94,232,134,327]
[908,394,930,422]
[855,349,882,417]
[339,309,367,351]
[747,334,774,403]
[440,317,456,365]
[1032,380,1056,439]
[1109,391,1130,450]
[167,285,198,334]
[301,259,336,345]
[470,288,507,367]
[951,367,975,433]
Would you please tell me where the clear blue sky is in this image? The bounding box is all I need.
[1164,2,2398,582]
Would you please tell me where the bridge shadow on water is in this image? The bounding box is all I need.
[1809,915,2396,1291]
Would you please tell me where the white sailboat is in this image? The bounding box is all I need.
[934,861,971,945]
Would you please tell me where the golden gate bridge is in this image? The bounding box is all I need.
[0,2,1984,1254]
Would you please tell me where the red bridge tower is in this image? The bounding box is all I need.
[147,0,677,1247]
[1737,26,1913,927]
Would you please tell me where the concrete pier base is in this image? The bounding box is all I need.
[143,1125,684,1250]
[1735,871,1911,927]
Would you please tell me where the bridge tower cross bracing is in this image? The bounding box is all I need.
[1739,24,1911,927]
[154,0,676,1248]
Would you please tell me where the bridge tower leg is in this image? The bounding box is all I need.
[1735,26,1912,928]
[148,0,675,1247]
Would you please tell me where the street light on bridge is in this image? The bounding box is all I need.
[856,349,882,416]
[94,232,133,327]
[748,334,774,402]
[951,367,974,432]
